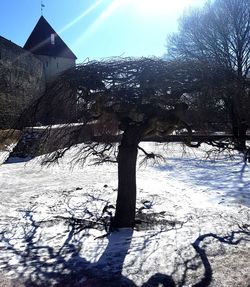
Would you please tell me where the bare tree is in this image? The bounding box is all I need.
[18,58,233,228]
[167,0,250,151]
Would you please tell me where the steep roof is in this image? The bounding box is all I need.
[23,16,77,59]
[0,35,25,53]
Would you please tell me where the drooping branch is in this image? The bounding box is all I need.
[9,57,237,165]
[138,145,155,159]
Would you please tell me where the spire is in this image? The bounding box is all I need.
[23,16,77,59]
[41,0,45,16]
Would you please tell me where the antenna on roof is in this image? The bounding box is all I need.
[41,0,45,16]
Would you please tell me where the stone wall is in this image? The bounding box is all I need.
[7,124,94,160]
[38,55,75,81]
[0,36,46,128]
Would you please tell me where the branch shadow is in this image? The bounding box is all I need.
[172,225,250,287]
[1,208,249,287]
[0,209,176,287]
[0,209,135,286]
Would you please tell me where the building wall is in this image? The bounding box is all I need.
[0,36,46,128]
[37,55,75,81]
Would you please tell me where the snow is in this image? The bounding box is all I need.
[0,143,249,286]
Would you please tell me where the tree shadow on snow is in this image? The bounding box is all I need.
[0,209,175,287]
[173,225,250,287]
[0,208,249,286]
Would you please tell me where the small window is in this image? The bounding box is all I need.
[51,33,55,45]
[46,61,48,67]
[57,63,59,69]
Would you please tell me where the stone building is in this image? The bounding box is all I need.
[0,16,77,128]
[23,16,77,82]
[0,36,45,128]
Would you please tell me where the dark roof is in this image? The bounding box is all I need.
[0,35,24,52]
[23,16,77,59]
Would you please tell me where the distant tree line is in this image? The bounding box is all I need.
[166,0,250,152]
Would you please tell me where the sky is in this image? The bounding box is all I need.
[0,0,207,63]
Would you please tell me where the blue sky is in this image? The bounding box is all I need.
[1,0,207,63]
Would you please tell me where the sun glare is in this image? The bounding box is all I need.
[128,0,199,15]
[59,0,103,34]
[72,0,201,52]
[73,0,124,49]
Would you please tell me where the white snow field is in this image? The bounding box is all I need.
[0,143,249,287]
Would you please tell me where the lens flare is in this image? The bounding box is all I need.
[72,0,126,50]
[58,0,103,35]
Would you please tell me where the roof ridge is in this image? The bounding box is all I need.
[23,16,77,59]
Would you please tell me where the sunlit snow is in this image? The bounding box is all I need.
[0,143,249,286]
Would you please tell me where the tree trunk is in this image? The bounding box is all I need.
[231,107,245,151]
[231,80,247,152]
[113,126,142,228]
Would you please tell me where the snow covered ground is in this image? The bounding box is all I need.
[0,143,249,286]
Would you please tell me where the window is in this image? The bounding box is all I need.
[51,33,55,45]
